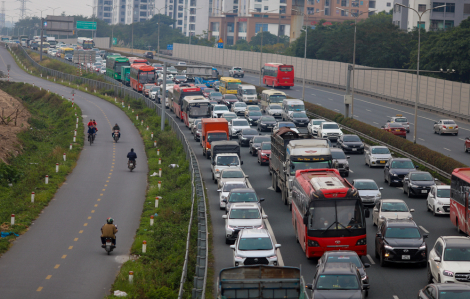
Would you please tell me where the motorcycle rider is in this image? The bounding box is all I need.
[127,148,137,168]
[87,118,94,127]
[101,217,118,248]
[112,123,121,139]
[87,126,96,141]
[92,119,98,134]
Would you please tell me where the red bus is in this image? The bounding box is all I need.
[130,63,156,92]
[291,168,368,259]
[262,63,294,89]
[450,168,470,234]
[170,84,203,120]
[128,57,149,65]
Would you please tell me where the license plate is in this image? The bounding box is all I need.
[395,129,400,131]
[380,160,386,163]
[106,242,112,246]
[352,148,357,151]
[402,255,410,260]
[449,127,453,129]
[421,190,428,193]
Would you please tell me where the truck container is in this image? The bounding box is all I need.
[121,66,131,86]
[217,265,310,299]
[201,118,229,159]
[270,128,332,208]
[211,141,240,160]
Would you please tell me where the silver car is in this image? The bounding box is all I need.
[217,168,250,189]
[231,102,247,115]
[222,203,266,244]
[365,146,392,167]
[265,104,283,118]
[352,179,383,207]
[433,119,459,135]
[372,199,414,227]
[229,119,251,138]
[389,115,410,133]
[307,119,326,136]
[230,229,280,267]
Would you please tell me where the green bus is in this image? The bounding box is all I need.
[106,56,129,81]
[121,66,131,86]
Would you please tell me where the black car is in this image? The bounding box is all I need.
[384,158,418,186]
[375,219,428,267]
[257,116,277,132]
[403,171,436,198]
[307,263,369,299]
[249,136,271,156]
[209,92,223,103]
[418,283,470,299]
[288,112,309,127]
[317,251,371,287]
[331,148,350,177]
[337,134,365,154]
[221,94,239,109]
[238,128,260,146]
[245,111,262,125]
[64,54,73,62]
[144,51,154,59]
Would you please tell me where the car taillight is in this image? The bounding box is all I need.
[456,125,458,128]
[443,126,447,128]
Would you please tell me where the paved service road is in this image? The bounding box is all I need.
[0,47,148,298]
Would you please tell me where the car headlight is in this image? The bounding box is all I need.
[249,118,253,121]
[391,173,398,176]
[226,225,235,230]
[436,200,444,205]
[380,215,385,219]
[419,244,426,250]
[261,153,267,156]
[443,270,454,277]
[361,275,368,281]
[375,194,381,199]
[343,144,349,147]
[339,132,343,136]
[384,244,394,250]
[411,184,419,188]
[268,255,277,259]
[360,144,364,147]
[254,225,263,229]
[234,256,244,261]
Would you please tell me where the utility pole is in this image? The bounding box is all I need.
[161,62,167,131]
[37,8,47,62]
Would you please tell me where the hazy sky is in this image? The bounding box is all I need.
[4,0,92,24]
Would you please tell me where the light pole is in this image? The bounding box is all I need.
[249,9,277,85]
[37,8,47,62]
[395,3,446,144]
[336,7,374,119]
[155,6,167,58]
[86,4,98,39]
[48,6,60,15]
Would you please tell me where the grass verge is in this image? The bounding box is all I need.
[0,81,84,255]
[10,45,202,298]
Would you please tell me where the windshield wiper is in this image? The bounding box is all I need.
[337,222,352,233]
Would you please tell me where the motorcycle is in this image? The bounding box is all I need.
[128,160,136,172]
[113,130,120,142]
[103,237,115,255]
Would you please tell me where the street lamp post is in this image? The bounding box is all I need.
[395,3,446,144]
[37,8,48,62]
[336,7,375,119]
[155,6,167,59]
[249,9,277,85]
[48,6,60,15]
[86,4,98,39]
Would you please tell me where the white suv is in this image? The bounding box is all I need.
[317,122,344,141]
[427,185,451,216]
[230,229,280,267]
[222,203,266,244]
[428,236,470,284]
[229,119,250,138]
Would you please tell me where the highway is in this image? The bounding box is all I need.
[0,46,148,298]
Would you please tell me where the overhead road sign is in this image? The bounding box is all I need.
[45,15,74,35]
[76,21,97,30]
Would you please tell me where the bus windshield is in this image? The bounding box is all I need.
[227,82,241,90]
[269,95,286,103]
[189,103,210,117]
[308,199,365,231]
[115,62,129,73]
[139,72,155,83]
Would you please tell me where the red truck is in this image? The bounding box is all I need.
[200,118,229,159]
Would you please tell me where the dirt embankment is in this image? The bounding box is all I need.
[0,90,31,163]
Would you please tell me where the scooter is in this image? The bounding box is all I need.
[103,237,115,255]
[128,160,136,172]
[113,130,120,142]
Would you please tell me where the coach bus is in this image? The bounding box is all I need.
[219,77,241,95]
[291,168,368,259]
[261,63,294,89]
[106,56,130,81]
[130,63,156,92]
[182,96,210,128]
[170,84,203,120]
[77,37,94,50]
[128,57,149,65]
[450,168,470,234]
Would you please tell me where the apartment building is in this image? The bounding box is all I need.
[208,0,371,45]
[369,0,394,13]
[159,0,210,36]
[94,0,114,24]
[393,0,469,31]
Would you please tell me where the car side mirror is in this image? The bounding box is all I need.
[434,122,437,124]
[347,156,350,159]
[410,209,415,212]
[365,209,370,218]
[245,175,249,178]
[376,233,382,238]
[434,257,441,263]
[230,245,235,250]
[212,161,216,165]
[222,215,227,219]
[404,177,409,181]
[364,263,371,268]
[379,187,384,190]
[241,161,244,165]
[434,178,438,181]
[262,215,268,219]
[387,120,391,122]
[385,165,389,168]
[222,199,227,203]
[306,284,313,290]
[275,244,281,248]
[303,216,308,225]
[217,189,221,192]
[202,136,205,141]
[423,234,429,239]
[260,198,265,202]
[362,283,370,290]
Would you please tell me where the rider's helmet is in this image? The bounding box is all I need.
[107,217,114,224]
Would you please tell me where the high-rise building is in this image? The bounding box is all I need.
[155,0,210,37]
[393,0,466,31]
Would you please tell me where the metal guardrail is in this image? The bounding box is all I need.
[305,110,452,180]
[8,43,208,298]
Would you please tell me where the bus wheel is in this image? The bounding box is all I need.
[282,189,287,205]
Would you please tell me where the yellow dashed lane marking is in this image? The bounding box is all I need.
[62,255,66,259]
[46,275,52,280]
[84,223,88,226]
[37,287,43,292]
[88,216,91,219]
[68,246,73,249]
[91,210,95,213]
[54,264,60,269]
[74,238,78,241]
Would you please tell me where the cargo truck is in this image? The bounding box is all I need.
[187,65,219,86]
[270,128,333,209]
[201,118,229,159]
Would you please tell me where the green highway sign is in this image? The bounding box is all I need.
[76,21,97,30]
[112,38,117,45]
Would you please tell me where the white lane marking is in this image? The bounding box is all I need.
[418,138,425,141]
[311,93,316,96]
[460,138,466,141]
[393,296,399,299]
[397,187,404,190]
[366,109,371,112]
[334,109,339,112]
[373,122,379,125]
[354,115,359,118]
[263,213,284,266]
[444,148,451,151]
[317,103,322,106]
[267,186,274,191]
[328,98,333,101]
[366,254,375,265]
[419,225,429,233]
[349,169,354,173]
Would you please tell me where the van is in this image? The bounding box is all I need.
[236,84,257,105]
[281,99,305,121]
[260,89,287,112]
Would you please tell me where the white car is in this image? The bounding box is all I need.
[149,87,159,100]
[428,236,470,284]
[307,119,326,136]
[229,119,251,138]
[230,229,280,267]
[217,168,249,189]
[427,185,450,216]
[351,179,383,207]
[231,102,247,116]
[211,153,243,182]
[372,199,414,227]
[218,181,248,210]
[265,104,283,118]
[365,146,392,167]
[100,68,106,74]
[212,105,229,118]
[222,203,266,244]
[317,122,343,141]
